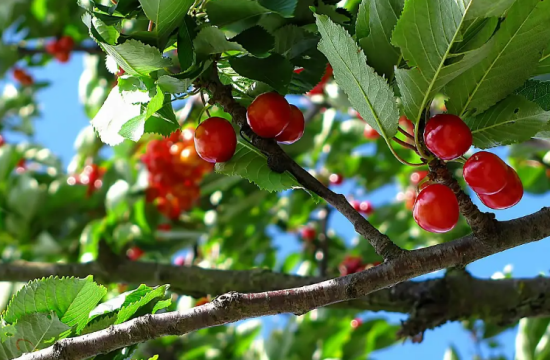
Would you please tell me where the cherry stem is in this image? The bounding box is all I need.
[413,108,431,160]
[387,142,426,167]
[392,137,419,153]
[147,21,154,32]
[200,91,211,117]
[398,126,415,141]
[416,176,431,192]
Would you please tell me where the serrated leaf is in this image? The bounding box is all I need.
[138,0,193,48]
[0,312,70,359]
[193,26,245,55]
[115,285,170,324]
[231,26,274,56]
[465,95,550,149]
[144,116,180,136]
[177,15,198,71]
[92,17,119,45]
[355,0,370,39]
[205,0,271,27]
[229,54,293,94]
[454,17,498,53]
[258,0,297,17]
[467,0,516,19]
[358,0,404,78]
[316,14,399,143]
[446,0,550,117]
[392,0,490,123]
[288,48,327,94]
[273,25,319,59]
[516,80,550,111]
[79,313,117,335]
[157,75,192,93]
[91,86,143,146]
[215,141,301,192]
[535,45,550,76]
[101,39,171,76]
[4,276,106,332]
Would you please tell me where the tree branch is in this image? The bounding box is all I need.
[196,68,405,260]
[13,205,550,359]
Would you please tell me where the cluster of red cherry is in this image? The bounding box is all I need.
[45,36,75,63]
[67,163,105,196]
[12,68,34,86]
[413,114,523,233]
[194,92,306,163]
[142,129,214,220]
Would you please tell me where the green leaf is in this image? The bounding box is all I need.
[144,115,180,136]
[215,140,302,193]
[193,26,245,55]
[137,0,194,48]
[358,0,404,78]
[465,95,550,149]
[229,54,293,94]
[231,26,275,56]
[273,25,319,59]
[467,0,516,19]
[4,276,106,332]
[157,75,192,93]
[119,86,165,142]
[454,17,498,53]
[443,346,461,360]
[80,313,117,335]
[205,0,271,27]
[445,0,550,117]
[177,15,198,71]
[102,39,172,76]
[116,285,170,324]
[0,313,70,359]
[515,80,550,111]
[0,43,19,78]
[535,45,550,76]
[316,14,399,143]
[355,0,370,39]
[91,17,119,45]
[258,0,297,17]
[392,0,490,123]
[288,48,327,94]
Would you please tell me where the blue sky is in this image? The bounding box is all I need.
[10,52,550,360]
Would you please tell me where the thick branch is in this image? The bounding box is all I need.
[197,70,405,260]
[14,206,550,359]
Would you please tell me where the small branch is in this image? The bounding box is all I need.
[392,136,420,154]
[197,67,406,260]
[428,159,497,238]
[17,46,104,56]
[398,126,415,141]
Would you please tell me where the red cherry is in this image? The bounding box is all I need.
[399,116,414,135]
[194,117,237,163]
[276,104,305,144]
[478,166,523,209]
[364,124,380,140]
[127,247,145,261]
[13,68,33,86]
[329,173,344,185]
[195,297,209,307]
[45,41,61,55]
[247,92,291,138]
[404,189,417,210]
[157,223,172,231]
[350,200,361,211]
[464,151,509,195]
[424,114,472,160]
[410,170,429,185]
[57,36,75,52]
[0,135,4,147]
[413,184,459,233]
[55,52,70,63]
[339,255,364,276]
[351,318,362,329]
[359,201,374,215]
[300,226,316,241]
[293,68,304,74]
[174,255,185,266]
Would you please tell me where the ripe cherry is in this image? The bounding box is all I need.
[329,173,344,185]
[413,184,459,233]
[54,52,70,63]
[194,117,237,163]
[127,247,145,261]
[350,200,361,212]
[410,170,429,185]
[13,68,33,86]
[195,297,209,307]
[308,64,333,95]
[247,92,291,138]
[351,318,362,329]
[0,135,5,147]
[424,114,472,160]
[478,166,523,210]
[339,255,364,276]
[157,223,172,231]
[364,124,380,140]
[399,116,414,142]
[463,151,509,195]
[45,41,61,55]
[359,201,374,215]
[174,255,185,266]
[276,104,305,144]
[300,226,316,241]
[57,36,75,52]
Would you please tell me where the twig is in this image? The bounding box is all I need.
[398,126,415,141]
[196,66,406,260]
[392,136,420,154]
